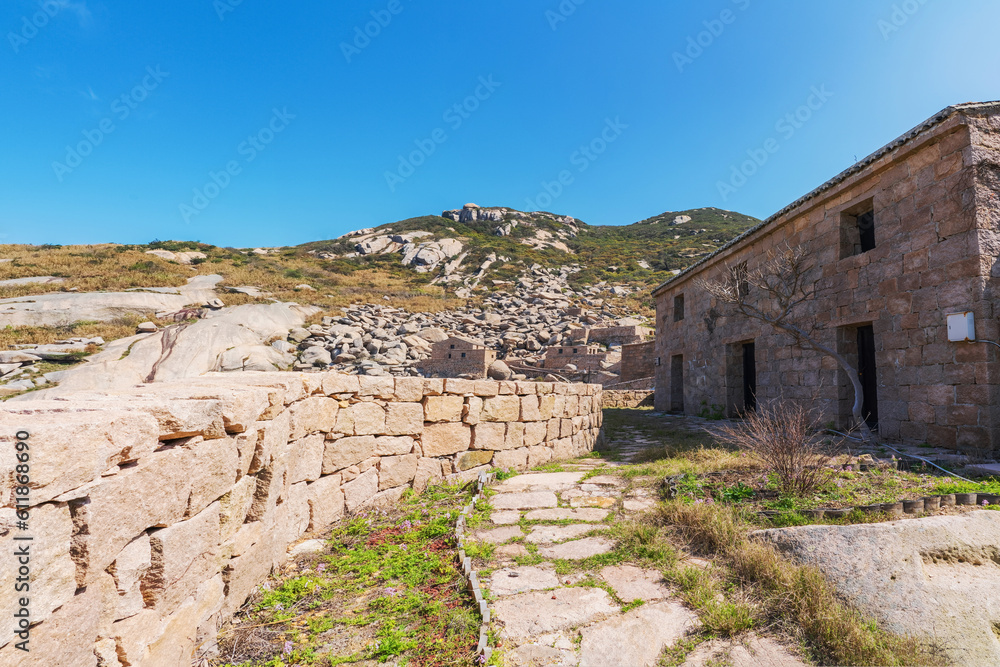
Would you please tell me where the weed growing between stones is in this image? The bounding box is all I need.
[214,484,480,667]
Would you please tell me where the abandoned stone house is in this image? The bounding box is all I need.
[568,324,653,347]
[653,101,1000,451]
[542,344,608,370]
[416,335,497,378]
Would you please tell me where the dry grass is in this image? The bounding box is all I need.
[657,501,942,667]
[0,314,170,350]
[717,402,841,497]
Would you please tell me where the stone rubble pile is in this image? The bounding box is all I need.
[285,266,642,379]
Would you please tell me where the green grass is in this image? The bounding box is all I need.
[216,483,480,667]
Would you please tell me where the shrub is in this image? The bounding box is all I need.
[717,401,838,497]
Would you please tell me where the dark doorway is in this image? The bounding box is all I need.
[670,355,684,412]
[856,325,878,429]
[742,342,757,413]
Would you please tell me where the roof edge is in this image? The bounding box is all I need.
[652,100,1000,297]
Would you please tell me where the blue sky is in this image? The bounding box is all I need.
[1,0,998,247]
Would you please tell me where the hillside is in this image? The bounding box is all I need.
[298,204,760,302]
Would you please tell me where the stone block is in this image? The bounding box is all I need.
[379,454,419,489]
[144,501,221,615]
[520,395,542,421]
[307,474,344,531]
[444,378,477,395]
[463,396,483,424]
[394,377,426,402]
[343,469,379,513]
[481,395,520,422]
[234,428,259,478]
[282,482,311,543]
[537,394,556,420]
[142,574,224,667]
[456,450,494,471]
[493,447,528,470]
[474,380,499,397]
[108,534,151,620]
[288,397,339,439]
[423,395,465,422]
[413,458,444,493]
[287,433,325,483]
[358,375,395,398]
[506,422,525,450]
[219,475,257,542]
[524,421,548,447]
[323,435,376,473]
[374,435,416,456]
[527,445,553,467]
[251,409,290,473]
[422,422,472,456]
[472,422,507,451]
[384,402,423,435]
[78,446,194,583]
[0,409,159,506]
[322,373,360,395]
[187,436,240,515]
[350,402,387,436]
[0,503,76,648]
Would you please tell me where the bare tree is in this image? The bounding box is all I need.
[696,244,874,441]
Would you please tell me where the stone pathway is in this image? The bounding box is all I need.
[471,464,809,666]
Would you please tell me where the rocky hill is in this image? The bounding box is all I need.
[300,203,759,299]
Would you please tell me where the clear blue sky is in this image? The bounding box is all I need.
[2,0,998,247]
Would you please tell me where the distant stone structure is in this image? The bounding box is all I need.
[542,344,609,371]
[568,325,653,347]
[417,335,497,379]
[620,340,656,383]
[653,101,1000,452]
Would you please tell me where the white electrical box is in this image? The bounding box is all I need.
[947,312,975,342]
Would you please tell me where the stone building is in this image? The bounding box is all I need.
[653,101,1000,452]
[542,344,608,371]
[417,335,497,378]
[568,324,653,347]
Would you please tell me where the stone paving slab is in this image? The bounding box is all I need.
[539,537,614,560]
[489,510,521,525]
[599,565,672,602]
[493,587,617,640]
[488,565,561,596]
[526,524,595,544]
[623,498,657,511]
[680,635,808,667]
[491,490,559,509]
[524,508,609,522]
[579,601,697,667]
[581,475,622,486]
[471,525,524,544]
[569,496,617,509]
[497,472,585,491]
[496,543,529,559]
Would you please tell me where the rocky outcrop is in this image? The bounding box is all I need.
[0,275,224,328]
[15,302,319,396]
[144,249,207,264]
[442,203,506,224]
[753,511,1000,667]
[0,372,603,665]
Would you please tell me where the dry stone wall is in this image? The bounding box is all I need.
[0,372,603,666]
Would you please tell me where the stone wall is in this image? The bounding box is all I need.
[0,372,603,666]
[653,104,1000,451]
[602,390,655,409]
[620,341,656,383]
